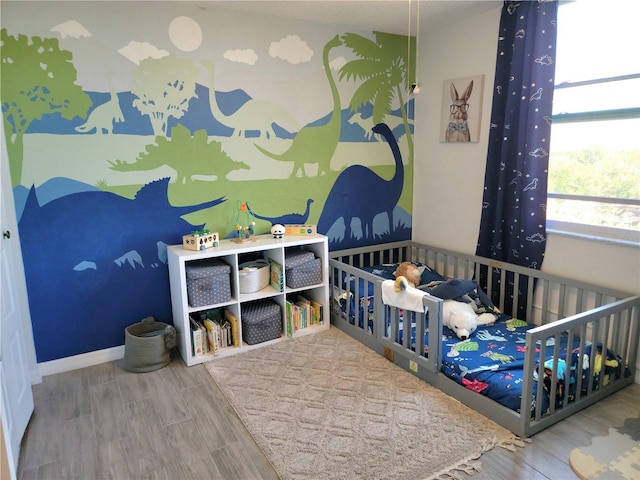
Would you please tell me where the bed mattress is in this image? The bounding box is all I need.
[337,262,626,415]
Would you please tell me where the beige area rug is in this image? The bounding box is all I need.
[569,417,640,480]
[205,326,523,480]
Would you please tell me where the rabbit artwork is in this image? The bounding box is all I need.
[445,80,474,142]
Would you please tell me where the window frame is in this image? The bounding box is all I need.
[547,73,640,244]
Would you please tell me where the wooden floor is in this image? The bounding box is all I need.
[18,351,640,480]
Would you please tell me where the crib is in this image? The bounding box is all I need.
[329,241,639,438]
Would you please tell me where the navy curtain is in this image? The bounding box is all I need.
[476,1,558,318]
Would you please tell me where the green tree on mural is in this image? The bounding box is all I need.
[0,29,91,187]
[131,56,199,137]
[338,32,415,162]
[108,124,249,184]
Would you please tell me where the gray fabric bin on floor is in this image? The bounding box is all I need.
[241,300,282,345]
[123,317,176,373]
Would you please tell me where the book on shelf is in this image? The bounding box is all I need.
[296,296,310,329]
[269,258,284,292]
[224,309,241,347]
[219,319,231,347]
[310,299,324,325]
[189,316,205,357]
[196,320,208,354]
[285,300,294,338]
[214,322,221,353]
[202,319,220,356]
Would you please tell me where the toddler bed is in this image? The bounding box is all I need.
[329,241,639,437]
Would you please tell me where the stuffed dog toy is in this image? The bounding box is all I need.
[393,262,422,288]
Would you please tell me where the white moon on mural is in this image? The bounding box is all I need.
[168,16,202,52]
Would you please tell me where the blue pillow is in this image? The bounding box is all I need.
[420,265,445,285]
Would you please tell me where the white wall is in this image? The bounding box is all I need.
[412,7,500,255]
[412,5,640,296]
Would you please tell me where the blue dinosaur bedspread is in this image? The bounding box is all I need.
[336,263,625,415]
[439,319,546,413]
[440,321,624,413]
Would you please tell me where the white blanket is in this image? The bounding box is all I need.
[381,280,427,312]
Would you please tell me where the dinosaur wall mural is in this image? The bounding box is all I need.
[1,3,414,362]
[318,123,405,245]
[75,72,124,134]
[339,31,416,164]
[348,111,410,141]
[131,55,200,137]
[254,35,344,178]
[107,124,250,184]
[202,60,300,139]
[18,178,225,361]
[248,198,314,226]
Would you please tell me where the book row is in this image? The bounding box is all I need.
[285,295,323,338]
[189,308,239,357]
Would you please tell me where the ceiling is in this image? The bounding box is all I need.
[210,0,502,35]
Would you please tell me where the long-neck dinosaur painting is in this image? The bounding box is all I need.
[75,72,124,134]
[202,60,299,139]
[318,122,404,241]
[247,198,314,225]
[254,34,343,177]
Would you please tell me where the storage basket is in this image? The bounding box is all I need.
[123,317,176,373]
[241,300,282,345]
[285,249,315,268]
[186,259,231,307]
[286,257,322,288]
[238,259,270,293]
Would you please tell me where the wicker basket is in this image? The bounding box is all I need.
[123,317,176,373]
[238,259,270,293]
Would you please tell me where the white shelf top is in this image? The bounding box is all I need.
[168,234,327,259]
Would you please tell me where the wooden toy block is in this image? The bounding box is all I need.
[284,224,316,235]
[182,231,219,250]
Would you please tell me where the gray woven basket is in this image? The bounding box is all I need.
[123,317,176,373]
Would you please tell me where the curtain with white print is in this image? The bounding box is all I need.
[476,0,558,318]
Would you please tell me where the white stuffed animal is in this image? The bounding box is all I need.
[442,300,496,340]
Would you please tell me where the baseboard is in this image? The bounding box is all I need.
[37,346,125,378]
[33,345,640,385]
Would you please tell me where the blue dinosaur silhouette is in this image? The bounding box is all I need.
[247,198,314,225]
[317,123,404,242]
[18,177,225,362]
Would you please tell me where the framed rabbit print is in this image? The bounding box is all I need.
[441,74,484,143]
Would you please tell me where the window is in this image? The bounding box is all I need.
[548,0,640,242]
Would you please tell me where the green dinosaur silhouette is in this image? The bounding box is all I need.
[108,124,249,184]
[254,35,343,178]
[202,60,299,139]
